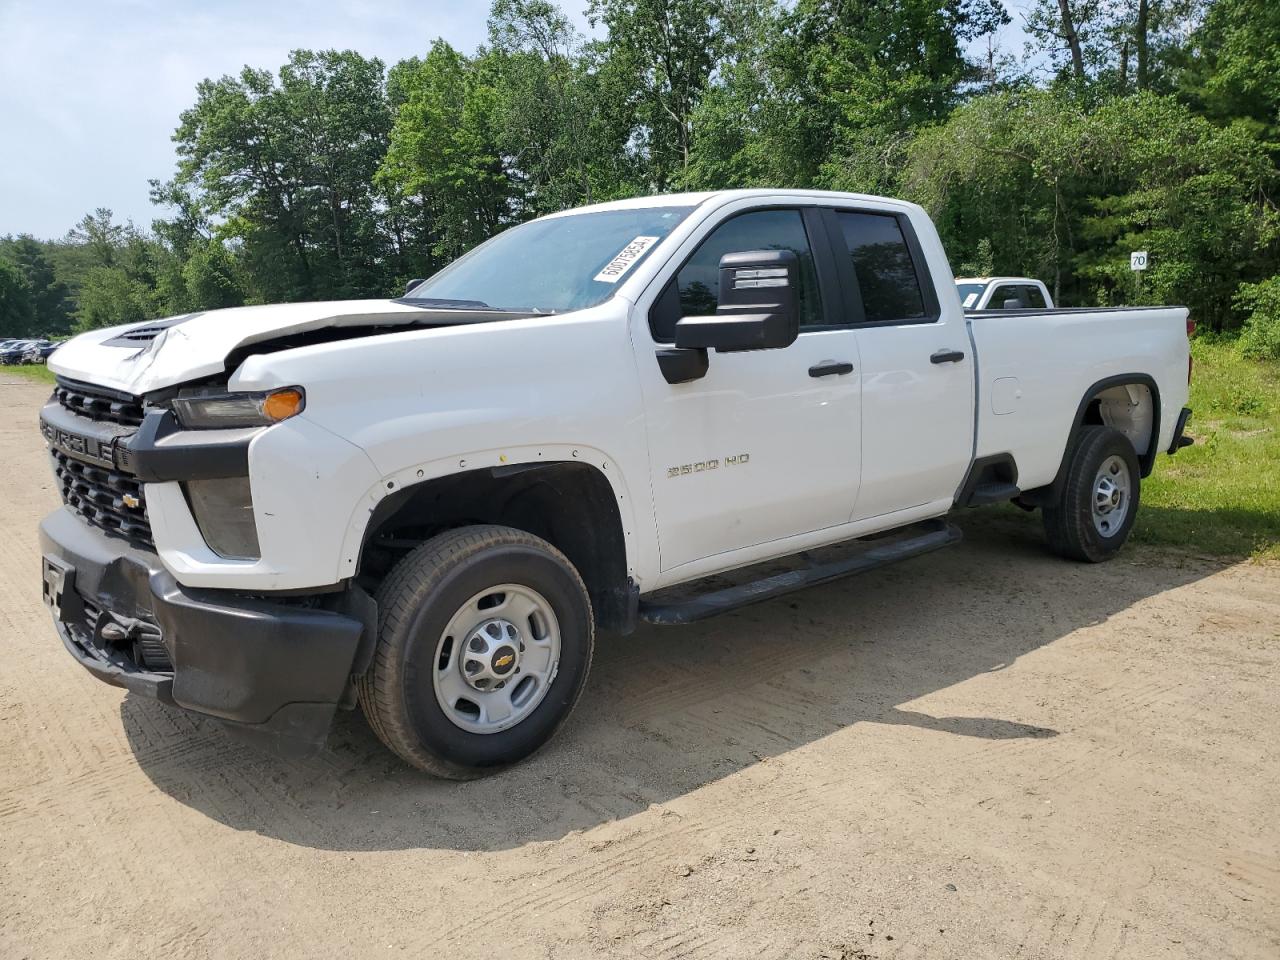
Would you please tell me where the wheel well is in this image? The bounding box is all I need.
[1082,383,1156,463]
[356,462,633,632]
[1022,375,1162,507]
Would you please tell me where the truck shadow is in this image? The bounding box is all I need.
[120,511,1223,852]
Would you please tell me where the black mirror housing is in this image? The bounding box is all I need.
[404,278,426,296]
[674,250,800,353]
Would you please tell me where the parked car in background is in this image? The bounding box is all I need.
[0,340,35,364]
[956,277,1054,310]
[0,339,58,364]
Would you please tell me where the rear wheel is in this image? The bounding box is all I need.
[1043,425,1141,563]
[357,524,594,779]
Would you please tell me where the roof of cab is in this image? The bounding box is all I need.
[955,276,1046,285]
[541,188,920,219]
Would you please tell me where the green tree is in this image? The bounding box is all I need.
[0,255,36,337]
[587,0,762,190]
[0,235,73,335]
[1236,276,1280,361]
[686,0,1008,192]
[488,0,640,212]
[905,88,1277,330]
[173,49,395,302]
[1026,0,1205,94]
[378,41,515,262]
[1071,93,1277,326]
[63,210,172,332]
[1177,0,1280,151]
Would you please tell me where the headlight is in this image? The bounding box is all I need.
[171,387,305,429]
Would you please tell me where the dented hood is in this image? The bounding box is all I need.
[47,299,498,395]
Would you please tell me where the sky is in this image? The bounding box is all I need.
[0,0,593,239]
[0,0,1032,241]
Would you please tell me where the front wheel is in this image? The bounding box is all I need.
[1043,425,1141,563]
[357,524,594,779]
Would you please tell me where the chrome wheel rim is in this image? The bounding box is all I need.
[431,583,560,734]
[1091,454,1131,538]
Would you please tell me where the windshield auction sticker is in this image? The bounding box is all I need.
[594,236,661,283]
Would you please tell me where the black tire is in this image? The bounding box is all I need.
[356,524,594,779]
[1043,425,1141,563]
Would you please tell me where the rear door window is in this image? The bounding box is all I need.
[834,212,927,324]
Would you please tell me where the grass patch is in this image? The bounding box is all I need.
[2,363,57,385]
[1133,339,1279,560]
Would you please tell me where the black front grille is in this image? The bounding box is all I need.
[51,449,154,549]
[54,378,145,427]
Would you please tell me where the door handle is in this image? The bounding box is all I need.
[930,349,966,364]
[809,360,854,378]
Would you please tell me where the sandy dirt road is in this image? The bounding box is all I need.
[0,374,1277,960]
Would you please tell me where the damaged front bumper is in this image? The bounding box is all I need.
[39,507,372,758]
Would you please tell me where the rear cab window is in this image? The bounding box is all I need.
[992,285,1023,309]
[833,211,933,324]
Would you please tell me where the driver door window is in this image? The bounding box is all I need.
[650,209,823,341]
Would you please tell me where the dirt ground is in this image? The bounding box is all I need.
[1,374,1277,960]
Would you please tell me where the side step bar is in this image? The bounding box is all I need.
[638,519,962,625]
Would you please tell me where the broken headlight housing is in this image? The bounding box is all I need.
[171,387,305,430]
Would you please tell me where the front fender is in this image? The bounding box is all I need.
[333,443,643,586]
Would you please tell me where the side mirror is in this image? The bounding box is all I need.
[404,278,426,296]
[1002,297,1025,310]
[673,250,800,353]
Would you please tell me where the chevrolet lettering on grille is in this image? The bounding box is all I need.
[40,417,117,469]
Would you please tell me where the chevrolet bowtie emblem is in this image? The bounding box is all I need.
[121,493,141,509]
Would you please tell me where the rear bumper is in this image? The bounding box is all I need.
[1168,406,1194,454]
[39,507,370,758]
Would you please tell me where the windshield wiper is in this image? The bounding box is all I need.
[395,296,558,316]
[399,297,494,310]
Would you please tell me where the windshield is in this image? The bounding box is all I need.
[955,282,987,308]
[404,206,695,313]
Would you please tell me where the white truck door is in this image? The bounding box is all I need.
[826,208,974,520]
[633,206,862,572]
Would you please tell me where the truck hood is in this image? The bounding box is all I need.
[47,299,514,396]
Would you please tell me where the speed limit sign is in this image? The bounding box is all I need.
[1130,251,1149,271]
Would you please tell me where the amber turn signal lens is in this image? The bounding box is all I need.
[263,388,305,421]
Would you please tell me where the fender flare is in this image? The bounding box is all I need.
[1032,373,1162,504]
[332,443,643,585]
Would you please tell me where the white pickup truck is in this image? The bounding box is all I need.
[956,276,1055,310]
[39,189,1194,778]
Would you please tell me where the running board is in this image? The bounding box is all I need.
[638,519,962,625]
[967,481,1020,506]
